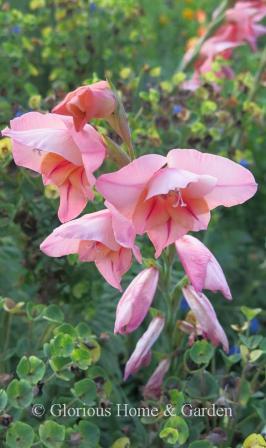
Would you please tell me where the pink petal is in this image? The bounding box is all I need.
[175,235,232,299]
[96,154,166,218]
[3,112,82,167]
[96,248,132,291]
[143,358,170,399]
[70,124,106,177]
[58,179,88,223]
[167,149,257,209]
[40,233,80,257]
[51,210,119,251]
[182,286,229,352]
[124,316,165,380]
[146,168,198,200]
[114,267,159,334]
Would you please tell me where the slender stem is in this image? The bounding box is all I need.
[177,0,228,72]
[248,46,266,101]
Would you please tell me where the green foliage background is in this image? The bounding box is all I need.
[0,0,266,447]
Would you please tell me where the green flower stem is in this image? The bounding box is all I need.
[232,45,266,151]
[2,313,12,372]
[248,46,266,101]
[177,0,229,72]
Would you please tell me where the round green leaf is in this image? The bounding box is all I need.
[39,420,65,448]
[189,442,213,448]
[43,305,64,323]
[111,437,130,448]
[51,334,74,357]
[159,427,179,445]
[54,324,77,338]
[6,422,34,448]
[189,341,214,365]
[72,378,97,405]
[71,347,92,370]
[185,371,219,400]
[17,356,46,384]
[78,421,100,448]
[7,379,33,408]
[164,416,189,444]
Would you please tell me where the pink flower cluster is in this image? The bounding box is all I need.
[3,78,257,396]
[183,0,266,90]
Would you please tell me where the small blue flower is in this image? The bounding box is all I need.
[228,345,240,355]
[250,318,260,334]
[11,25,21,34]
[172,104,183,115]
[239,159,250,168]
[180,296,189,312]
[14,110,24,118]
[89,2,97,13]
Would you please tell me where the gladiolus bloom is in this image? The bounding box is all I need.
[52,81,116,131]
[183,1,266,91]
[97,149,257,257]
[175,235,232,299]
[40,209,141,290]
[143,358,170,399]
[182,285,229,352]
[124,316,165,380]
[226,1,266,51]
[114,267,159,335]
[2,112,106,223]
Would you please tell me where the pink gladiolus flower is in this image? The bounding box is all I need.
[183,1,266,90]
[96,149,257,257]
[175,235,232,300]
[124,316,165,380]
[2,112,106,223]
[226,0,266,51]
[40,209,141,290]
[52,81,116,131]
[182,285,229,352]
[114,267,159,335]
[143,358,170,399]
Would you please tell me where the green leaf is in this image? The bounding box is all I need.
[71,347,92,370]
[169,389,185,415]
[249,349,263,363]
[78,421,100,448]
[39,420,65,448]
[240,306,262,321]
[159,427,179,445]
[260,337,266,352]
[26,302,45,321]
[185,371,219,400]
[17,356,46,384]
[164,416,189,444]
[7,379,33,408]
[43,305,64,323]
[189,341,214,365]
[75,323,91,338]
[72,378,97,405]
[239,379,251,406]
[54,324,77,338]
[6,422,34,448]
[239,335,263,350]
[49,356,72,381]
[189,442,213,448]
[51,334,74,357]
[0,389,7,411]
[111,437,130,448]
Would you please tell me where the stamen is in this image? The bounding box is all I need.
[172,189,187,208]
